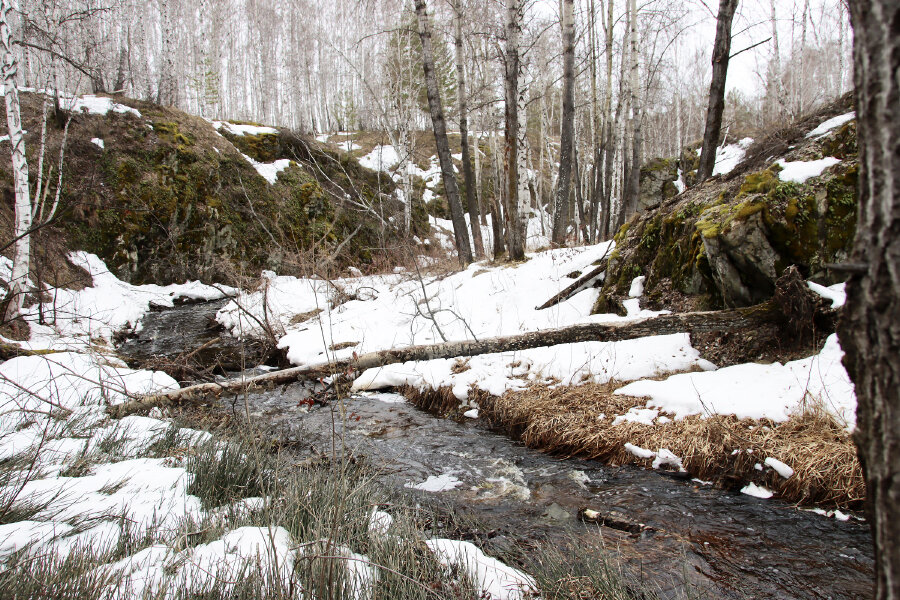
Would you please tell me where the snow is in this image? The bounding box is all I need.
[338,140,362,152]
[68,95,142,118]
[425,539,536,600]
[628,275,645,298]
[615,333,856,429]
[712,137,754,176]
[806,112,855,138]
[352,334,711,400]
[406,473,463,492]
[463,408,479,418]
[359,144,402,172]
[624,443,656,459]
[91,137,105,149]
[741,483,774,499]
[613,407,659,426]
[368,510,394,536]
[255,244,668,369]
[212,120,278,137]
[240,153,292,184]
[776,157,842,183]
[10,251,235,348]
[652,448,684,471]
[808,281,846,308]
[765,457,795,479]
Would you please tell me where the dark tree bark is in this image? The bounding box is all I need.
[696,0,739,183]
[414,0,473,266]
[454,4,484,259]
[503,0,525,260]
[551,0,576,246]
[839,2,900,597]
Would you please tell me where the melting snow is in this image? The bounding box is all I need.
[806,112,855,138]
[712,137,754,176]
[776,157,841,183]
[615,334,856,429]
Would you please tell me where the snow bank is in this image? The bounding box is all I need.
[359,144,402,172]
[615,333,856,429]
[14,252,235,347]
[249,244,674,369]
[776,157,841,183]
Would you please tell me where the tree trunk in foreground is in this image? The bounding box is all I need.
[111,302,786,418]
[1,0,32,323]
[696,0,739,183]
[414,0,473,266]
[551,0,576,247]
[839,2,900,597]
[454,5,484,259]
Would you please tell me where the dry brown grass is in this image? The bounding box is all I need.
[404,382,864,509]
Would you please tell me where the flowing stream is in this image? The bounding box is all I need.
[121,301,874,599]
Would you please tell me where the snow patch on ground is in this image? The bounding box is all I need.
[615,333,856,429]
[226,245,633,367]
[212,121,278,136]
[91,137,105,149]
[68,95,142,118]
[776,157,841,183]
[741,483,774,499]
[712,137,754,176]
[806,112,855,138]
[239,153,292,184]
[425,539,536,600]
[352,334,710,400]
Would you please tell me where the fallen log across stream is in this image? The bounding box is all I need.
[109,300,799,418]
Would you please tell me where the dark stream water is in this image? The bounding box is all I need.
[121,302,875,599]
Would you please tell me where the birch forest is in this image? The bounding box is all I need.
[20,0,850,253]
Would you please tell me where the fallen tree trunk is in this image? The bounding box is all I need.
[535,246,611,310]
[109,301,790,418]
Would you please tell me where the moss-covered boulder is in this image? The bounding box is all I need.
[0,93,409,285]
[600,97,858,310]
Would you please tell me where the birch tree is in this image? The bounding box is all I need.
[1,0,31,323]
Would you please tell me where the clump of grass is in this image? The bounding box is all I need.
[185,438,269,508]
[522,538,664,600]
[406,383,863,508]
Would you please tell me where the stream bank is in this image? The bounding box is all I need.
[121,301,874,599]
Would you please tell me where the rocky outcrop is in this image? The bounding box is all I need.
[599,96,858,311]
[0,92,411,286]
[638,157,679,211]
